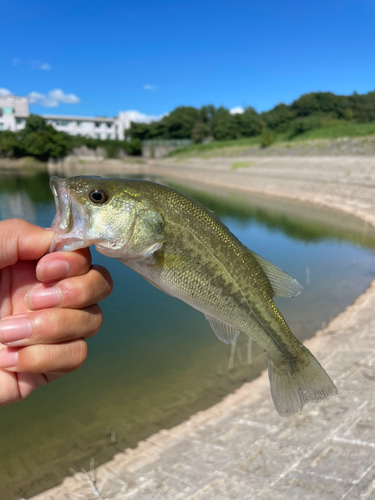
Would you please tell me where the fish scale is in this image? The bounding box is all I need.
[49,175,338,416]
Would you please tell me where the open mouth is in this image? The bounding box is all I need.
[50,176,72,231]
[49,176,89,253]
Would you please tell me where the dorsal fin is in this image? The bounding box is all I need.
[249,250,303,298]
[205,315,240,344]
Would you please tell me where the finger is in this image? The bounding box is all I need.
[17,373,48,400]
[0,219,53,269]
[0,364,20,406]
[0,305,103,347]
[0,340,88,374]
[36,248,92,283]
[24,265,113,310]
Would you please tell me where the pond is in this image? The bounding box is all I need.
[1,170,375,499]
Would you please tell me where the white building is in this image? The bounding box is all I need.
[0,95,29,132]
[42,114,123,141]
[0,96,126,140]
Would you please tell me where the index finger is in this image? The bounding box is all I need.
[0,219,53,270]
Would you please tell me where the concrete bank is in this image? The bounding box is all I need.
[32,156,375,500]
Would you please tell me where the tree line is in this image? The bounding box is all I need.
[0,115,141,161]
[1,90,375,160]
[127,90,375,143]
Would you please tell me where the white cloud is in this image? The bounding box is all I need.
[117,110,166,128]
[12,58,52,70]
[230,106,244,115]
[143,84,156,90]
[48,89,80,104]
[29,91,52,106]
[0,88,13,96]
[39,63,51,71]
[29,89,80,107]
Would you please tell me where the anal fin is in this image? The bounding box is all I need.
[205,315,240,344]
[247,336,253,365]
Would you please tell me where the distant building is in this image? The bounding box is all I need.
[0,95,126,140]
[0,95,29,132]
[42,114,122,141]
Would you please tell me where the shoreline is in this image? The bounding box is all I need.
[49,154,375,225]
[31,156,375,499]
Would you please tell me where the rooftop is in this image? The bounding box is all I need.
[42,114,116,123]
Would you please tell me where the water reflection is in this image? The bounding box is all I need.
[0,169,375,499]
[168,181,375,248]
[0,171,52,203]
[0,190,36,223]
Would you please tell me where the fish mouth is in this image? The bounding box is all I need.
[49,176,89,253]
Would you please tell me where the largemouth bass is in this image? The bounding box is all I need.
[49,176,337,416]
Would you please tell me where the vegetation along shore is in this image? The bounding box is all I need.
[2,89,375,163]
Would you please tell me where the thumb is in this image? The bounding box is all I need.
[0,219,53,270]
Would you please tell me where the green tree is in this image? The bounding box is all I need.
[19,115,70,161]
[22,130,70,161]
[261,103,294,132]
[126,122,154,141]
[125,138,142,155]
[236,107,263,137]
[200,104,216,123]
[260,129,275,148]
[162,106,201,138]
[349,91,375,122]
[191,121,211,143]
[212,107,241,140]
[22,114,50,133]
[0,131,24,158]
[291,92,338,117]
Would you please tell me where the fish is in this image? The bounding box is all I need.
[49,175,338,416]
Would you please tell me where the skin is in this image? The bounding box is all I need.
[0,219,113,407]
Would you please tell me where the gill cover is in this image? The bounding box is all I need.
[96,202,165,261]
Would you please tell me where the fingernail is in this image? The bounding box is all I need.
[0,349,18,368]
[0,318,32,344]
[37,260,70,282]
[26,286,62,310]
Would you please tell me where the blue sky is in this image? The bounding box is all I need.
[1,0,375,120]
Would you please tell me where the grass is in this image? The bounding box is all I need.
[166,122,375,159]
[295,122,375,140]
[231,161,254,170]
[166,136,263,158]
[121,157,146,164]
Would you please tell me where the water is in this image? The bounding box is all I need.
[1,170,375,499]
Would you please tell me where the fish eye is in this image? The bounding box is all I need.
[89,188,109,204]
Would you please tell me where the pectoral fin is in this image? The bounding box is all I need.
[126,210,165,260]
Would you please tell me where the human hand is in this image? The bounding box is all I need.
[0,219,113,407]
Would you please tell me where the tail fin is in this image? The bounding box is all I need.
[268,346,337,417]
